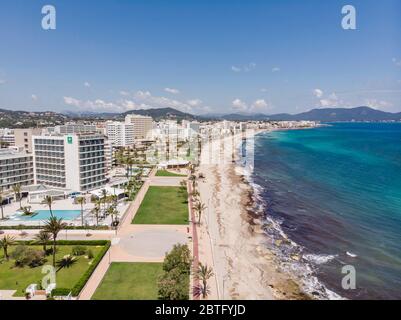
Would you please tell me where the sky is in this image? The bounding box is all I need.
[0,0,400,115]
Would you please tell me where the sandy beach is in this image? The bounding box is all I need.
[196,130,308,300]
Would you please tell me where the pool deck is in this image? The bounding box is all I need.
[0,197,129,227]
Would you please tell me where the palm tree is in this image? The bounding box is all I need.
[0,190,5,220]
[56,255,78,272]
[0,235,16,260]
[76,196,86,227]
[91,205,100,226]
[106,206,115,224]
[12,184,22,209]
[100,189,108,211]
[116,149,125,167]
[189,175,196,189]
[193,201,207,225]
[43,216,67,267]
[191,190,200,200]
[193,263,214,299]
[111,209,119,226]
[126,157,134,177]
[41,195,54,218]
[34,230,51,253]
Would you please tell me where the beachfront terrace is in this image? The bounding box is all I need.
[0,190,130,228]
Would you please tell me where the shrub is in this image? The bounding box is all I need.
[51,288,71,297]
[71,246,87,256]
[87,249,94,259]
[162,244,191,274]
[158,244,191,300]
[11,245,46,268]
[158,267,190,300]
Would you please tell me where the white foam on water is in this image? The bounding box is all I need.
[303,254,338,265]
[346,251,358,258]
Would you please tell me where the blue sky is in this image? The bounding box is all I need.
[0,0,400,115]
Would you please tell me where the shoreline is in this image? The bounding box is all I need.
[196,129,311,300]
[240,128,343,300]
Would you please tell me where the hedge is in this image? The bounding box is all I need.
[0,225,110,231]
[6,240,110,298]
[49,240,110,297]
[13,240,110,246]
[71,240,110,296]
[51,288,72,297]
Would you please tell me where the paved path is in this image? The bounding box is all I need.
[150,176,186,186]
[1,169,193,300]
[188,181,200,300]
[78,169,192,300]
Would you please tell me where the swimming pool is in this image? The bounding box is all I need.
[11,210,81,221]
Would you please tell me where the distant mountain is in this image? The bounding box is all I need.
[1,106,400,128]
[0,108,68,128]
[214,113,270,121]
[123,107,197,121]
[219,107,401,122]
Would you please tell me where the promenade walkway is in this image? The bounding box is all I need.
[78,169,191,300]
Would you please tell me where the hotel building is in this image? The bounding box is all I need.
[14,128,43,153]
[105,121,135,147]
[32,133,107,192]
[125,114,153,139]
[0,147,34,191]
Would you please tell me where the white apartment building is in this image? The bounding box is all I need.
[55,124,97,135]
[0,128,15,147]
[32,133,107,192]
[0,147,34,191]
[105,121,135,147]
[125,114,153,139]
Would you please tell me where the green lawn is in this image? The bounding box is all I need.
[156,170,187,177]
[0,244,103,296]
[92,262,163,300]
[132,186,189,225]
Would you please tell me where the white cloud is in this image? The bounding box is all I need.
[392,58,401,67]
[63,90,210,114]
[31,94,38,101]
[319,93,339,107]
[232,98,272,112]
[364,99,393,110]
[252,99,268,109]
[260,88,268,93]
[231,63,256,73]
[232,99,248,111]
[164,87,180,94]
[0,79,6,85]
[84,82,91,88]
[187,99,202,107]
[272,67,280,72]
[64,96,82,107]
[135,91,193,112]
[313,88,324,98]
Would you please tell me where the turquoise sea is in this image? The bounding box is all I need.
[252,123,401,299]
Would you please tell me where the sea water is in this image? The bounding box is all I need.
[252,123,401,299]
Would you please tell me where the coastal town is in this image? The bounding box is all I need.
[0,115,317,300]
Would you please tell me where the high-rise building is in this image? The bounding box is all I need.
[105,121,135,147]
[14,128,43,153]
[0,147,34,191]
[55,124,97,134]
[125,114,153,139]
[32,133,107,192]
